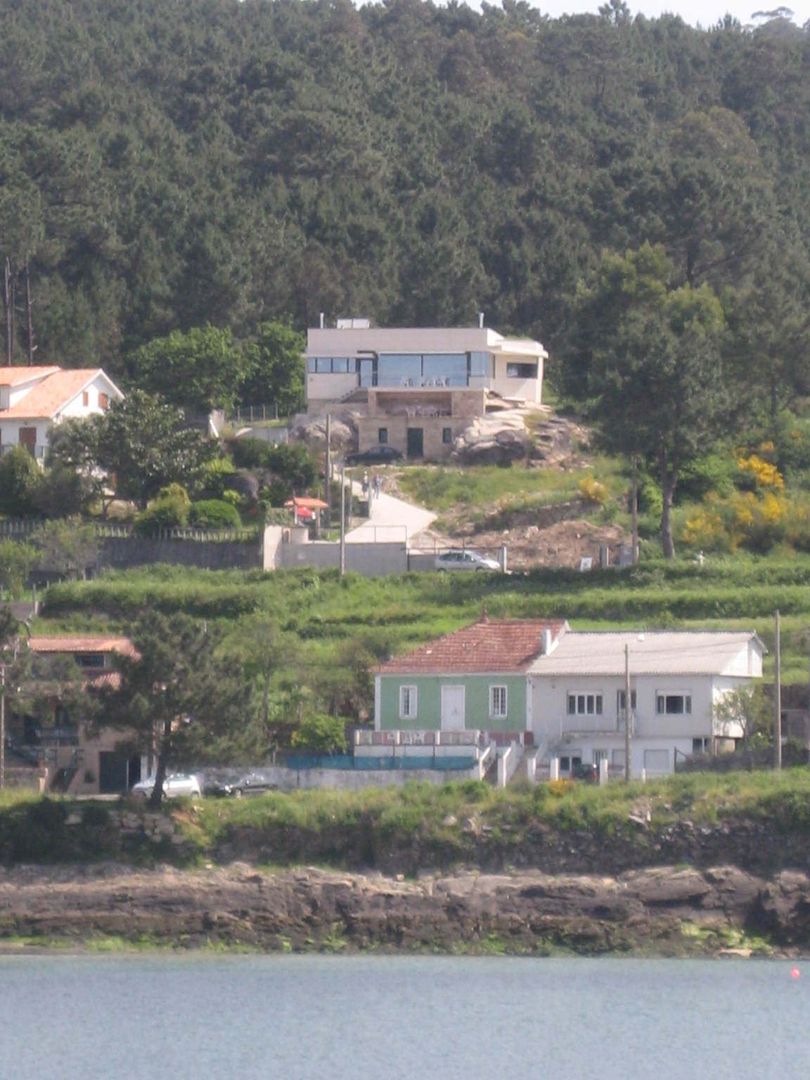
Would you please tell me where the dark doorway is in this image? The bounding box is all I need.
[406,427,424,458]
[99,751,141,794]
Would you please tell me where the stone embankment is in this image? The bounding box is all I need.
[2,862,810,956]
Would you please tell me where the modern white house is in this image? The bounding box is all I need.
[0,366,124,461]
[529,630,765,778]
[305,319,548,460]
[372,620,765,779]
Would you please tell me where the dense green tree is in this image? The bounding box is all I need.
[92,611,248,807]
[31,518,98,580]
[49,391,216,508]
[127,325,249,413]
[572,245,729,557]
[240,320,306,416]
[0,543,35,599]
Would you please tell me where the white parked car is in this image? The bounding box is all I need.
[435,549,502,572]
[130,772,202,799]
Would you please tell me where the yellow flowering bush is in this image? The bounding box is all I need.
[736,453,784,491]
[578,476,608,505]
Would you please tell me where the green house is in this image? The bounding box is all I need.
[374,618,567,734]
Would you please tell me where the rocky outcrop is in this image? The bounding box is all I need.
[453,411,531,464]
[1,863,808,955]
[288,411,358,453]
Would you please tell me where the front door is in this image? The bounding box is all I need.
[406,427,424,458]
[441,685,466,731]
[19,427,37,456]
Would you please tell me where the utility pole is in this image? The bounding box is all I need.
[774,609,782,770]
[624,643,631,781]
[0,664,5,790]
[324,414,332,528]
[631,456,639,564]
[339,461,346,577]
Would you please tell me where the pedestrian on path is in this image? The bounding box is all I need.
[362,471,370,498]
[373,473,382,498]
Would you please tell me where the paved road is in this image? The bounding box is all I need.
[345,488,436,544]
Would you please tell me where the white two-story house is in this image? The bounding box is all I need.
[529,630,765,778]
[0,366,123,461]
[305,319,548,460]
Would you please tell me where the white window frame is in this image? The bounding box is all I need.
[399,685,418,720]
[655,691,692,716]
[567,692,603,716]
[489,685,508,719]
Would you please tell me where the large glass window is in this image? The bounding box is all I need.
[309,357,355,374]
[422,353,468,386]
[378,354,421,386]
[469,351,491,377]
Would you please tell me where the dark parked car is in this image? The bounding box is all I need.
[206,770,277,797]
[345,445,403,466]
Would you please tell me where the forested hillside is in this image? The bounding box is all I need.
[2,0,809,389]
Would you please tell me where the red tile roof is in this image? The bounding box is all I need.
[376,619,568,674]
[0,366,61,387]
[29,635,136,657]
[1,369,108,419]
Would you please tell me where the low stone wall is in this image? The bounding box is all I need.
[99,536,261,571]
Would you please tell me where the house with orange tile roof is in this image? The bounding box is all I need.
[373,619,764,780]
[6,635,141,796]
[374,618,568,738]
[0,365,123,462]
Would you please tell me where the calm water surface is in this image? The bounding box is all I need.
[1,954,807,1080]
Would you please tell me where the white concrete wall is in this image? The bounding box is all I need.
[308,327,495,356]
[531,670,758,777]
[0,418,50,451]
[307,372,358,404]
[491,354,543,403]
[58,373,120,418]
[279,539,407,575]
[247,764,482,790]
[531,673,725,745]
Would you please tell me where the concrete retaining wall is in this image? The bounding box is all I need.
[278,540,407,575]
[99,536,260,571]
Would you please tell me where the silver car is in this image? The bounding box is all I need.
[435,549,502,572]
[130,772,202,799]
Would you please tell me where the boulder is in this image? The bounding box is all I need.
[289,411,358,454]
[453,411,531,465]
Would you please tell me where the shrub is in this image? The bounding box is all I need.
[291,713,348,754]
[188,499,241,528]
[0,446,41,516]
[578,476,607,505]
[134,483,191,534]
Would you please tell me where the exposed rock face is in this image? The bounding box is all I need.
[289,412,358,453]
[1,863,808,955]
[453,411,531,465]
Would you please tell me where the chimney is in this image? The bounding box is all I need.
[540,628,552,656]
[319,312,325,329]
[478,311,485,329]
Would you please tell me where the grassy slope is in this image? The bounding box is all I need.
[38,555,810,683]
[3,769,810,869]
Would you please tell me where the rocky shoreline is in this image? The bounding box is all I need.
[2,862,810,956]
